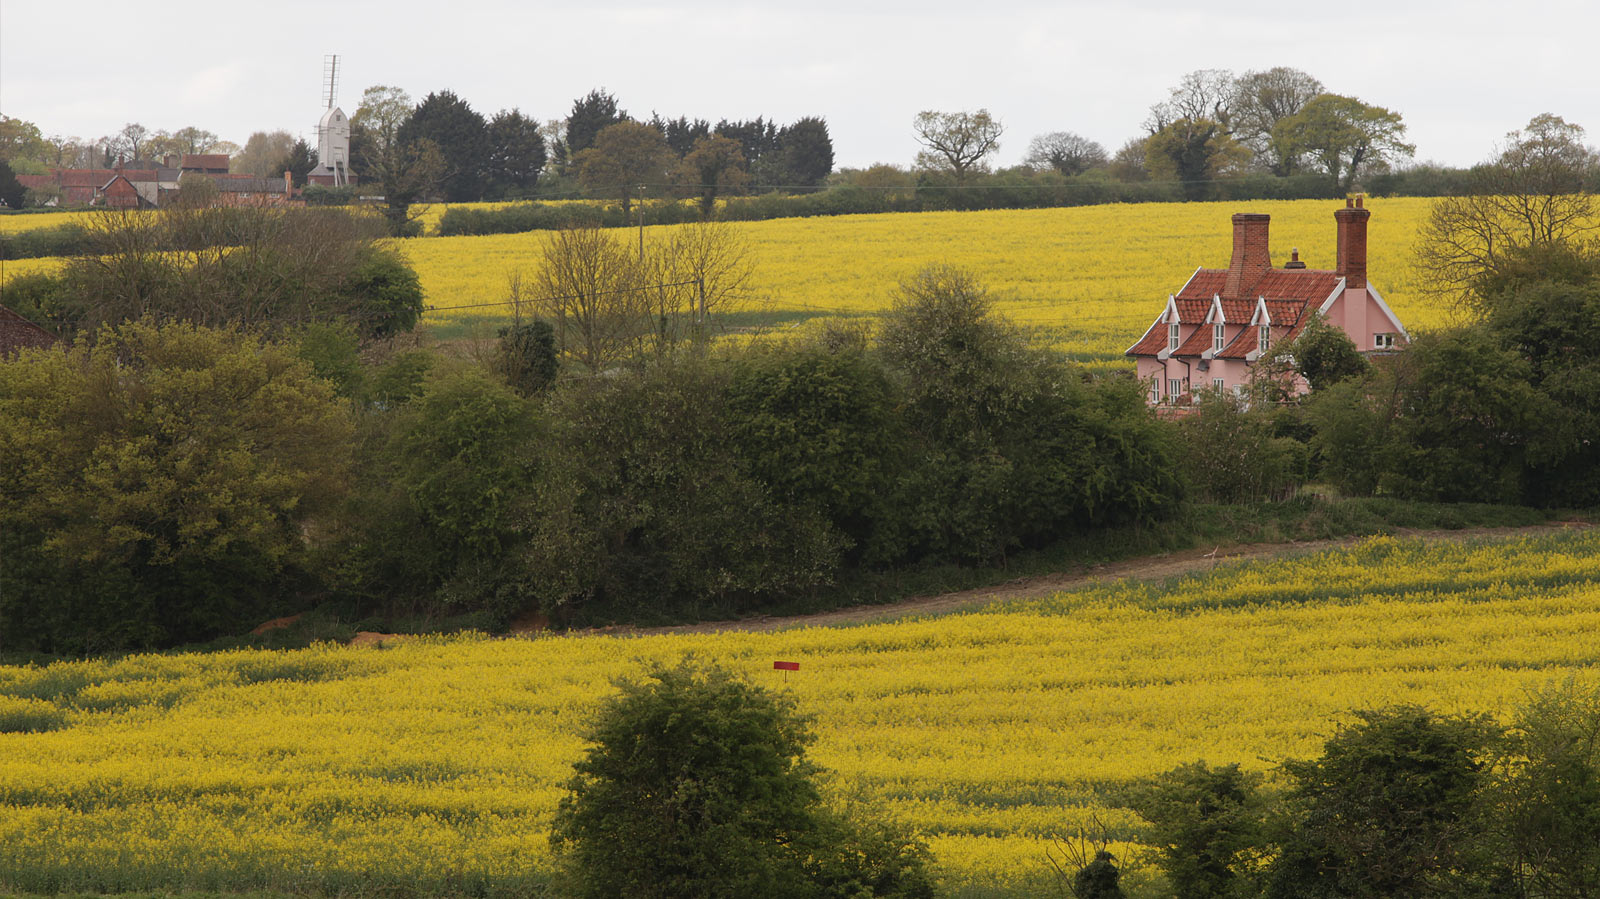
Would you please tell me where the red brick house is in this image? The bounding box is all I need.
[0,305,58,357]
[1125,198,1409,404]
[100,170,146,209]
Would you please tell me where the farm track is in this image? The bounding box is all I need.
[554,521,1593,638]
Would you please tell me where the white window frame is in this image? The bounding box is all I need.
[1212,377,1225,392]
[1374,332,1395,349]
[1213,322,1225,352]
[1168,323,1181,351]
[1150,377,1160,403]
[1167,378,1182,403]
[1259,324,1270,352]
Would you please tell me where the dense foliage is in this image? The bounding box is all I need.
[552,663,933,899]
[0,321,353,653]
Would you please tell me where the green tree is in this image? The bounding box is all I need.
[1253,313,1370,401]
[0,159,25,209]
[1130,762,1267,899]
[233,130,295,176]
[876,266,1181,563]
[494,318,559,395]
[1145,118,1249,199]
[1500,679,1600,899]
[1178,391,1306,503]
[779,117,835,188]
[552,661,933,899]
[575,121,673,220]
[0,321,354,653]
[724,344,898,556]
[566,88,627,156]
[1230,67,1325,175]
[1273,94,1414,194]
[524,358,842,618]
[0,115,49,163]
[485,108,547,197]
[1267,706,1502,899]
[351,85,442,235]
[279,137,316,188]
[402,90,491,202]
[679,133,748,216]
[912,109,1003,181]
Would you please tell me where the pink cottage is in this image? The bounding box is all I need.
[1125,197,1408,404]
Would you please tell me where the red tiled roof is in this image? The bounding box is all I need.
[1172,323,1216,358]
[1126,316,1170,357]
[53,168,158,188]
[1129,267,1345,359]
[182,154,230,169]
[0,305,58,357]
[1176,267,1342,304]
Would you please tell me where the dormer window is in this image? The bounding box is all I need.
[1213,323,1225,352]
[1259,324,1270,351]
[1168,323,1180,351]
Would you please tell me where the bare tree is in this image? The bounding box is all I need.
[639,221,756,354]
[1416,113,1600,308]
[1146,69,1237,133]
[534,226,646,372]
[1231,67,1324,175]
[912,109,1003,181]
[1023,132,1108,176]
[109,122,150,163]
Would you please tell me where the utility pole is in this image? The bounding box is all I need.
[637,183,646,260]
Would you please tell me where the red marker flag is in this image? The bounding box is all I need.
[773,661,800,671]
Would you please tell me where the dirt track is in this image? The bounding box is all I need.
[554,521,1592,638]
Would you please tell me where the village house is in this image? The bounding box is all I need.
[1125,197,1409,404]
[18,154,298,209]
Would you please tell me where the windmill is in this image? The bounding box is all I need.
[312,54,351,187]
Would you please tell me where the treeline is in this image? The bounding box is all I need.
[0,263,1177,653]
[340,84,833,235]
[434,169,1465,238]
[1074,685,1600,899]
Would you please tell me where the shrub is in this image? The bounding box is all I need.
[527,358,841,619]
[1179,392,1306,503]
[1267,706,1503,898]
[0,321,354,653]
[552,662,932,899]
[1129,761,1266,899]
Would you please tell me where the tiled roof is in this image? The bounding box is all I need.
[1129,267,1344,359]
[1171,322,1216,358]
[0,305,58,356]
[182,154,231,170]
[1126,316,1171,357]
[54,168,158,188]
[1176,267,1342,304]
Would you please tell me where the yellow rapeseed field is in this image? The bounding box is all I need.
[399,197,1449,362]
[0,198,1448,365]
[2,530,1597,896]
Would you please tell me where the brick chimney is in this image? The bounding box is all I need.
[1223,213,1272,298]
[1335,196,1370,290]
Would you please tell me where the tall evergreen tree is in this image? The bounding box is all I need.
[401,90,491,202]
[485,109,547,198]
[779,117,834,188]
[0,160,26,209]
[652,114,711,156]
[566,89,626,156]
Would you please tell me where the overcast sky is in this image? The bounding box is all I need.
[2,0,1596,170]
